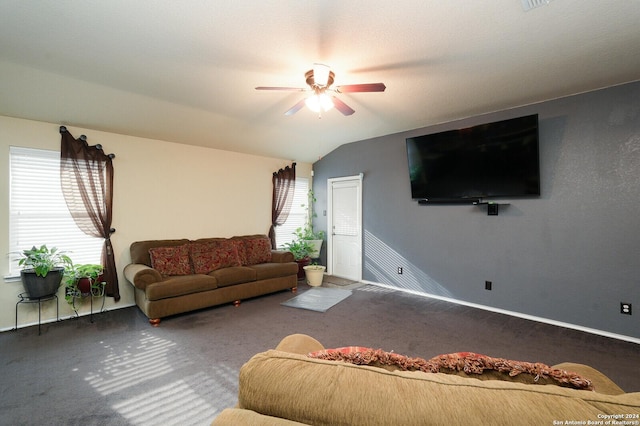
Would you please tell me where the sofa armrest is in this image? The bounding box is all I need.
[124,263,163,291]
[270,250,294,263]
[275,334,325,354]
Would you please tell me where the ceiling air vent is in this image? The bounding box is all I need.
[521,0,551,11]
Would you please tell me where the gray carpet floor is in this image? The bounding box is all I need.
[281,287,353,312]
[1,282,639,425]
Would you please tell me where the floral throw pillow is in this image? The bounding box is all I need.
[189,240,242,274]
[233,239,247,265]
[149,245,192,276]
[239,236,272,265]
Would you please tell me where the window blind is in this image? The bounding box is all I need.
[274,177,309,248]
[8,146,103,277]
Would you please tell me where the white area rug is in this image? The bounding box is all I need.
[281,287,352,312]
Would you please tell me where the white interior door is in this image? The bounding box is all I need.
[328,175,362,281]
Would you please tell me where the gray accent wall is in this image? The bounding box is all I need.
[313,81,640,339]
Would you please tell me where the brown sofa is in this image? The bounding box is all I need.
[212,334,640,425]
[124,235,298,325]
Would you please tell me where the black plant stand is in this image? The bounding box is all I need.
[15,292,59,335]
[71,285,106,323]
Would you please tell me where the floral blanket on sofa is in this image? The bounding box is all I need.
[308,346,594,390]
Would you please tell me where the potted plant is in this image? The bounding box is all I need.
[296,190,326,258]
[64,263,104,305]
[17,245,72,298]
[303,262,326,287]
[293,226,325,259]
[282,239,314,279]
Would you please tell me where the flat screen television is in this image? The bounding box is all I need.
[406,114,540,202]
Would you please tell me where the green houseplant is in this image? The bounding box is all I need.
[17,245,73,298]
[64,263,105,305]
[282,239,313,261]
[282,239,314,279]
[296,189,326,258]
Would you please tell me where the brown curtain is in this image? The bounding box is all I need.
[59,127,119,301]
[268,163,296,248]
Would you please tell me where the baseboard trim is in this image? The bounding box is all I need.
[361,280,640,345]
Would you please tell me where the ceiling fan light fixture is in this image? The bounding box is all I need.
[312,63,331,87]
[257,63,383,116]
[305,93,334,112]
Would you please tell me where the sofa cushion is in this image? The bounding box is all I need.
[145,274,218,301]
[189,240,242,274]
[247,262,299,281]
[234,235,272,265]
[210,266,257,287]
[148,244,193,276]
[212,408,307,426]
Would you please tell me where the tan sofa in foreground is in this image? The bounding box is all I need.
[124,235,298,325]
[212,333,640,425]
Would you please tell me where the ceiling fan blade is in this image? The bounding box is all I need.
[284,99,306,116]
[255,86,306,91]
[335,83,386,93]
[332,96,355,116]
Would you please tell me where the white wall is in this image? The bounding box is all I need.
[0,115,311,330]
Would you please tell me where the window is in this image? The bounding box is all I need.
[274,177,309,248]
[8,146,103,277]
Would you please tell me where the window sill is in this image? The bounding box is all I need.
[3,275,21,282]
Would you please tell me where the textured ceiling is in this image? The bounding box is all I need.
[1,1,639,163]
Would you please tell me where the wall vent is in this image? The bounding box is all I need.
[521,0,551,11]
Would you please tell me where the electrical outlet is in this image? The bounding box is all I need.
[620,303,632,315]
[485,281,492,291]
[397,267,403,274]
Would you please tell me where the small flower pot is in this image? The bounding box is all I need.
[303,265,326,287]
[77,277,92,296]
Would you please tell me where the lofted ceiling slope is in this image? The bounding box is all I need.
[1,1,639,162]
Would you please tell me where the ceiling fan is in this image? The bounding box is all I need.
[255,63,386,117]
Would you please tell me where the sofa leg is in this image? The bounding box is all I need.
[233,300,241,307]
[291,286,297,293]
[149,318,161,326]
